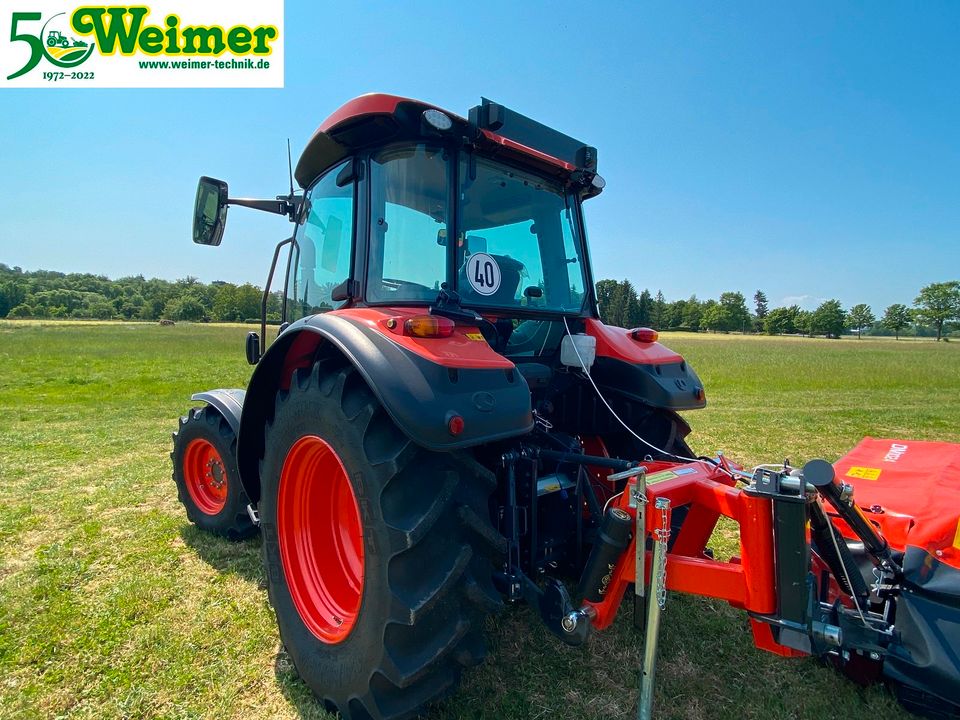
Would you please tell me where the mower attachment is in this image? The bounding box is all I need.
[834,438,960,710]
[581,439,960,716]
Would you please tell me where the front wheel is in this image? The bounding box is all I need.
[259,358,503,719]
[170,406,257,540]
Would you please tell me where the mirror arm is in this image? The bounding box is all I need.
[228,195,303,221]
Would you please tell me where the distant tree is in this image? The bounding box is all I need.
[753,290,769,330]
[595,280,618,319]
[213,283,261,322]
[701,303,732,332]
[681,295,702,331]
[638,289,653,326]
[88,301,116,320]
[717,292,750,332]
[622,281,644,328]
[795,308,813,336]
[598,281,623,326]
[652,290,667,330]
[601,280,640,328]
[882,303,912,340]
[811,299,846,338]
[847,303,875,339]
[665,299,686,329]
[164,296,205,322]
[8,303,32,318]
[914,281,960,341]
[0,281,26,318]
[764,306,796,335]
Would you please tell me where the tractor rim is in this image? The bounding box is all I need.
[183,438,228,515]
[277,435,364,644]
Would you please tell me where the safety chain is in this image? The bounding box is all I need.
[532,410,553,431]
[653,498,671,609]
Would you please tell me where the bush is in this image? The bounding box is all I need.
[7,304,33,318]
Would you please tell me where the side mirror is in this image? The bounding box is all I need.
[245,331,260,365]
[193,176,229,246]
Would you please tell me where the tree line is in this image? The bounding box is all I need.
[596,279,960,341]
[2,263,958,340]
[0,264,292,323]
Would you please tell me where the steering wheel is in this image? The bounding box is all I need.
[380,278,436,296]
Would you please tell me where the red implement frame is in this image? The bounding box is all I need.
[584,460,804,657]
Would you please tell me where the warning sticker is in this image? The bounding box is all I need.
[466,252,501,296]
[464,332,485,342]
[846,466,882,481]
[646,470,677,483]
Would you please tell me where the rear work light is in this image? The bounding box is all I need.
[630,327,659,343]
[385,315,456,338]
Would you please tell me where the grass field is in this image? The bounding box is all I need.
[1,321,958,720]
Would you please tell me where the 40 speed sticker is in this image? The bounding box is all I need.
[466,252,501,296]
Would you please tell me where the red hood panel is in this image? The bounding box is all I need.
[833,437,960,570]
[585,318,685,366]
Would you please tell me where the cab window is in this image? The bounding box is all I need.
[287,161,354,321]
[457,155,586,313]
[366,144,449,303]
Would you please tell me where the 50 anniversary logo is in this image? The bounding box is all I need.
[3,2,284,88]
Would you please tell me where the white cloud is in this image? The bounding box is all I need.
[778,294,827,311]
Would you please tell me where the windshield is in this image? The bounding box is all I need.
[365,145,588,313]
[457,156,586,313]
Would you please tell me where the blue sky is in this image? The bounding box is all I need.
[1,0,958,312]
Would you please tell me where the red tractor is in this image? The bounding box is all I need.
[173,94,960,719]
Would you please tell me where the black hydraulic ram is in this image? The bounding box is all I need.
[802,459,901,575]
[577,506,633,602]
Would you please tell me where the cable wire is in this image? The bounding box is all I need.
[561,317,734,479]
[826,513,869,625]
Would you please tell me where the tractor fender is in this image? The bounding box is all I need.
[236,313,533,504]
[190,389,245,435]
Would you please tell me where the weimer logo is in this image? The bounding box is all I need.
[2,1,284,88]
[7,11,96,78]
[70,8,278,57]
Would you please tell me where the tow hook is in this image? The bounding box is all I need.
[561,605,597,640]
[539,578,593,646]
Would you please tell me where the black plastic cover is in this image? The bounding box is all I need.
[884,548,960,707]
[469,97,598,171]
[592,357,707,411]
[190,389,245,435]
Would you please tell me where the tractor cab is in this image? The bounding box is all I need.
[281,96,600,362]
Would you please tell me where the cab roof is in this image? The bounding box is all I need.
[294,93,598,190]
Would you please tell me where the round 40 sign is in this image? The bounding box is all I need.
[466,252,501,297]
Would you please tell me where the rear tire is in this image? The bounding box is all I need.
[171,406,257,540]
[259,358,504,720]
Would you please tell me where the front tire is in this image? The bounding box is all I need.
[260,359,504,720]
[171,406,257,540]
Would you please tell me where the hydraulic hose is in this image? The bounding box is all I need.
[808,500,870,600]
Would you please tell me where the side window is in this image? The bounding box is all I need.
[367,145,449,303]
[287,162,354,321]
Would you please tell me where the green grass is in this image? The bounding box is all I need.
[1,321,957,720]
